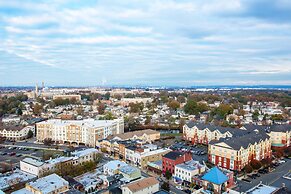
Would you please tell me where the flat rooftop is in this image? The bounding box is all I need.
[37,119,121,128]
[71,148,98,158]
[22,157,44,167]
[0,169,36,190]
[175,160,205,171]
[246,183,278,194]
[27,173,68,193]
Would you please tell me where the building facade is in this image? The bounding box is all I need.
[174,160,206,184]
[36,118,124,147]
[20,148,98,177]
[0,126,34,140]
[208,132,272,171]
[268,125,291,148]
[183,122,247,145]
[162,151,192,174]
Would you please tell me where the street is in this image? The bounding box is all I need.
[236,158,291,192]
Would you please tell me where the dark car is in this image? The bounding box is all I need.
[247,174,256,179]
[9,152,16,156]
[253,173,260,177]
[258,169,267,174]
[183,189,192,194]
[2,152,7,155]
[16,154,22,157]
[242,178,251,183]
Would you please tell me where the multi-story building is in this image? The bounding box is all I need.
[183,122,248,145]
[174,160,206,184]
[0,125,34,140]
[268,125,291,148]
[20,148,98,177]
[52,94,81,101]
[124,144,170,169]
[107,129,160,143]
[36,118,124,147]
[12,173,69,194]
[162,151,192,174]
[208,131,272,171]
[121,177,159,194]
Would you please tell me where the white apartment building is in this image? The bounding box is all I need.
[20,148,98,177]
[0,126,35,140]
[174,160,206,183]
[36,118,124,147]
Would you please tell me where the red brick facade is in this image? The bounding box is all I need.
[162,153,192,174]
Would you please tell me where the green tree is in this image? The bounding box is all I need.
[252,110,260,121]
[165,170,172,180]
[161,181,170,191]
[184,100,199,115]
[27,130,34,138]
[104,92,110,100]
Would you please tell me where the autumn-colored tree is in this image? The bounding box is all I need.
[33,103,43,115]
[243,164,253,173]
[168,100,180,110]
[250,159,262,170]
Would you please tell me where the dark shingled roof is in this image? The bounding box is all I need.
[209,131,270,150]
[186,121,250,137]
[163,151,184,160]
[269,124,291,132]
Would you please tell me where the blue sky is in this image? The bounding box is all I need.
[0,0,291,86]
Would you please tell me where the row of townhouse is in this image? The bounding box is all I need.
[20,148,98,177]
[208,131,272,171]
[182,122,248,145]
[0,125,35,140]
[99,129,161,160]
[36,118,124,147]
[183,122,291,148]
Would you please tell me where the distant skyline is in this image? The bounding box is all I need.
[1,0,291,86]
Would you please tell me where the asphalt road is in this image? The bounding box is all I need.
[236,158,291,192]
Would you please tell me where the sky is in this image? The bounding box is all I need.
[0,0,291,87]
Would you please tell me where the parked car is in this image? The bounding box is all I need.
[247,174,256,179]
[176,186,183,190]
[242,178,251,183]
[9,152,16,156]
[258,169,268,174]
[2,152,7,155]
[253,173,260,177]
[16,154,22,157]
[278,160,286,164]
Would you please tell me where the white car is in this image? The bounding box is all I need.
[176,186,183,190]
[278,160,286,164]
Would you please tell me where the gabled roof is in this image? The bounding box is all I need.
[209,131,270,150]
[185,121,249,136]
[202,167,228,185]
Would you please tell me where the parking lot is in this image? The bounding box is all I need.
[0,146,64,171]
[169,141,208,162]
